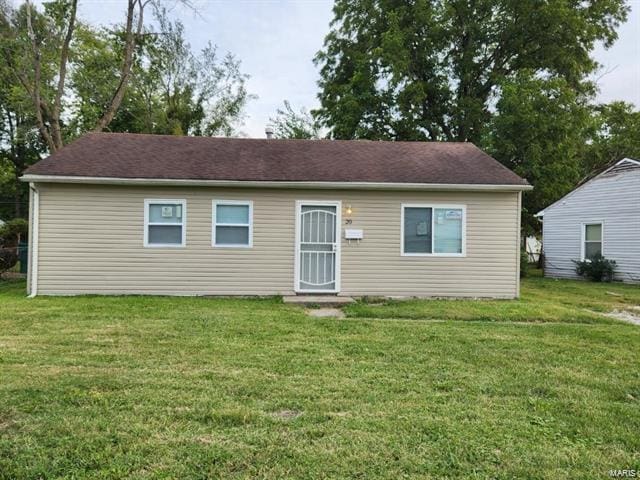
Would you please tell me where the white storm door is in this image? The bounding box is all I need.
[295,202,341,293]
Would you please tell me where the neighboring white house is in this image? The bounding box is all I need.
[537,158,640,283]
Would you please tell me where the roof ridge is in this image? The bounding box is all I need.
[87,132,472,145]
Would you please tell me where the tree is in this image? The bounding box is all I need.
[66,19,150,135]
[0,218,28,275]
[584,101,640,175]
[1,0,153,151]
[269,100,320,139]
[0,22,44,219]
[314,0,628,142]
[149,8,252,136]
[486,73,593,234]
[0,92,43,219]
[71,8,252,136]
[0,1,253,209]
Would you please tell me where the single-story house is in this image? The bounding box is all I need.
[537,158,640,283]
[21,133,531,298]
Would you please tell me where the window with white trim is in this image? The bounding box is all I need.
[144,199,186,247]
[213,200,253,247]
[583,223,602,259]
[402,205,465,255]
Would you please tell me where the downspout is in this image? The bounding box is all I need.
[515,191,522,298]
[28,183,39,297]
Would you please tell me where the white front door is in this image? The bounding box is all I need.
[295,201,341,293]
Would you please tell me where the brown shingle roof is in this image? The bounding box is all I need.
[24,132,529,186]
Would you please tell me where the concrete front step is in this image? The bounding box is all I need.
[283,295,355,306]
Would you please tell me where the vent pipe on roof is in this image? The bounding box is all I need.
[265,126,274,139]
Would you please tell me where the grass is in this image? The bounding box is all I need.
[345,270,640,323]
[0,274,639,478]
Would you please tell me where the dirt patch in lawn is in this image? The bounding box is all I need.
[271,410,302,420]
[605,309,640,326]
[271,409,303,421]
[306,308,345,318]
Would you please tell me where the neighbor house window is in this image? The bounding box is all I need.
[144,199,186,247]
[213,200,253,247]
[401,204,465,256]
[583,223,603,260]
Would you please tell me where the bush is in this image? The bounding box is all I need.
[0,219,27,276]
[520,248,529,278]
[0,248,18,274]
[0,218,28,248]
[573,254,616,282]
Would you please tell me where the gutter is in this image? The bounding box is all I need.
[28,183,39,298]
[20,174,533,192]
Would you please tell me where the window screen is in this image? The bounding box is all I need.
[145,201,185,247]
[584,223,602,259]
[403,207,432,254]
[214,202,252,247]
[403,206,464,255]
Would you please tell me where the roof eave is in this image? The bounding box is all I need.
[20,174,533,192]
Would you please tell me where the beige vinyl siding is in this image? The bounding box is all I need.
[33,184,520,297]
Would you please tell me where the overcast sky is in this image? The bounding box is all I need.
[37,0,640,137]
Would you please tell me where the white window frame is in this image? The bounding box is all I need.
[400,203,467,257]
[580,221,604,261]
[212,200,253,248]
[143,199,187,248]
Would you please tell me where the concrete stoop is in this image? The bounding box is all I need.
[283,295,355,307]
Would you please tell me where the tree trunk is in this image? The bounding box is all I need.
[25,0,58,152]
[50,0,78,148]
[13,172,22,218]
[94,0,148,132]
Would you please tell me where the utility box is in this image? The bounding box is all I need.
[18,241,28,274]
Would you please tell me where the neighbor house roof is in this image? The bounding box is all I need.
[22,133,530,190]
[535,158,640,217]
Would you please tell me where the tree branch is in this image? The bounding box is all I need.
[94,0,150,132]
[50,0,78,148]
[25,0,56,152]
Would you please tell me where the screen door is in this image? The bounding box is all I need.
[296,203,340,292]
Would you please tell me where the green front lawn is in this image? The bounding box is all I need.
[0,276,639,479]
[345,270,640,323]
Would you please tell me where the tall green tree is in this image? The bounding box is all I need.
[149,8,252,136]
[269,100,320,139]
[584,101,640,175]
[0,88,43,219]
[1,0,154,152]
[69,22,152,135]
[315,0,628,142]
[0,16,44,219]
[71,8,252,136]
[486,73,593,234]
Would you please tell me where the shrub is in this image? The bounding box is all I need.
[0,248,18,275]
[0,218,28,248]
[0,219,27,276]
[520,248,529,278]
[573,254,616,282]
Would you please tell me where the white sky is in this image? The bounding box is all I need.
[37,0,640,137]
